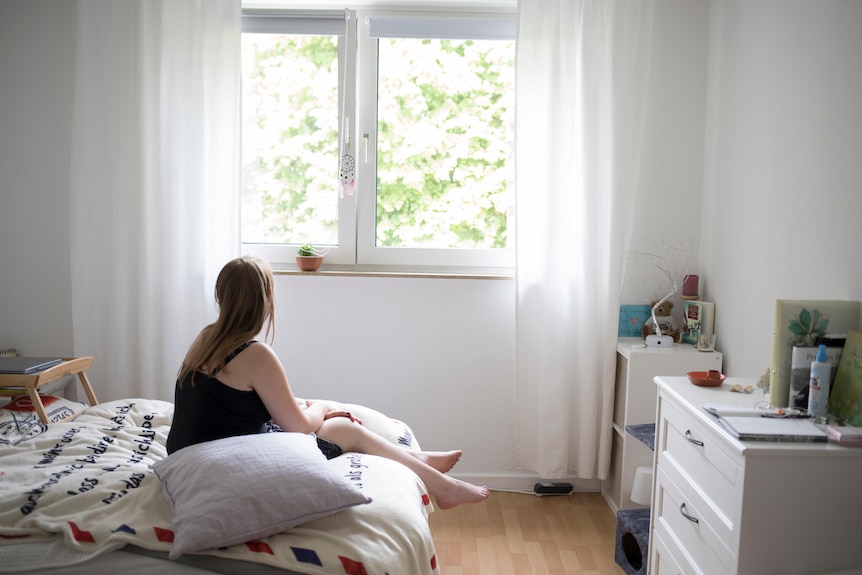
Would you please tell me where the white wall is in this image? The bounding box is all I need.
[0,0,76,358]
[623,0,710,329]
[701,0,862,377]
[0,0,710,488]
[269,274,518,484]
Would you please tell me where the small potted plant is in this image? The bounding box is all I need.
[296,243,323,272]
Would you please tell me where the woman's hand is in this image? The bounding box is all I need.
[323,409,363,426]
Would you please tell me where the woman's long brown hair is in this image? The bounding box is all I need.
[178,256,276,384]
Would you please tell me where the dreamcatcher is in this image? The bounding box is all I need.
[340,121,355,198]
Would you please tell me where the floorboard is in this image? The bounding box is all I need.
[428,490,627,574]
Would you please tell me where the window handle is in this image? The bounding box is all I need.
[363,133,369,163]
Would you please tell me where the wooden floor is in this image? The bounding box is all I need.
[428,490,626,575]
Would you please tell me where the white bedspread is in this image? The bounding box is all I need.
[0,399,439,574]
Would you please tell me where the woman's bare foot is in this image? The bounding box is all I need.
[433,478,489,510]
[410,450,462,473]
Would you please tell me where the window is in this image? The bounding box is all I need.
[241,8,515,272]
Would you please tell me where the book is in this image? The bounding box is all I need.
[826,425,862,446]
[828,330,862,427]
[618,305,652,337]
[718,415,828,442]
[703,403,763,417]
[681,301,715,346]
[0,357,62,374]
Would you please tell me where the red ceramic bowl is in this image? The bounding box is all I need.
[687,370,726,387]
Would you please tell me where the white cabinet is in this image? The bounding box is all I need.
[650,376,862,575]
[602,338,722,513]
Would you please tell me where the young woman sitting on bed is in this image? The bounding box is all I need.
[166,255,488,510]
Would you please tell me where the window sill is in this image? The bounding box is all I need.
[273,264,514,280]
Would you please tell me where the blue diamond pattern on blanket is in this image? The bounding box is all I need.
[290,546,322,566]
[112,524,136,534]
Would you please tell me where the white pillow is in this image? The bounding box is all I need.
[152,432,372,558]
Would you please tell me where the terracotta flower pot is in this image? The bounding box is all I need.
[296,255,323,272]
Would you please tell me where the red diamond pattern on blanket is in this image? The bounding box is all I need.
[153,526,175,543]
[422,493,431,506]
[68,522,95,543]
[430,554,437,570]
[338,556,369,575]
[245,540,274,554]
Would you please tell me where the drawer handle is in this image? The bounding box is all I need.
[684,429,704,447]
[679,503,699,524]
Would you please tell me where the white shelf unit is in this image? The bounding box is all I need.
[602,338,722,514]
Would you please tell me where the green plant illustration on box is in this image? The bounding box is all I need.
[829,330,862,427]
[787,308,829,347]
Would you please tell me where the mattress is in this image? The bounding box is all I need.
[0,397,438,574]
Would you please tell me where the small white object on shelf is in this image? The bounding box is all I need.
[630,466,653,505]
[645,333,674,347]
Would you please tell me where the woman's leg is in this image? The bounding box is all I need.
[315,418,488,509]
[409,450,462,473]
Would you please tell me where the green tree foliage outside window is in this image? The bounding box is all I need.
[241,33,514,251]
[242,34,340,245]
[377,38,514,249]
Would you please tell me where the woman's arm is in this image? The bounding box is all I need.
[233,342,334,433]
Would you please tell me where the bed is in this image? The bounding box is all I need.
[0,395,439,574]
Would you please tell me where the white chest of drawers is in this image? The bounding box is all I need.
[650,376,862,575]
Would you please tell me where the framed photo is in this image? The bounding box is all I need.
[770,300,860,407]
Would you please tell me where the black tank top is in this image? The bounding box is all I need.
[166,341,270,454]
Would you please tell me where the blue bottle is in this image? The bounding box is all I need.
[807,344,831,421]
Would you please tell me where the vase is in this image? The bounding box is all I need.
[296,256,323,272]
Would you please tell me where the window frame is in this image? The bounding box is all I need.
[240,7,516,274]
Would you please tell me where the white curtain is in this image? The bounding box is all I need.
[69,0,241,402]
[515,0,654,478]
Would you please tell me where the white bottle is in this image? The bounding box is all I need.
[807,344,831,421]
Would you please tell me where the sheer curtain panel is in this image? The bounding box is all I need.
[515,0,654,479]
[70,0,241,401]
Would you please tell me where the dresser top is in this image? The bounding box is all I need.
[655,375,860,456]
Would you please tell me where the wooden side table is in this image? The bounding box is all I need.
[0,357,98,424]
